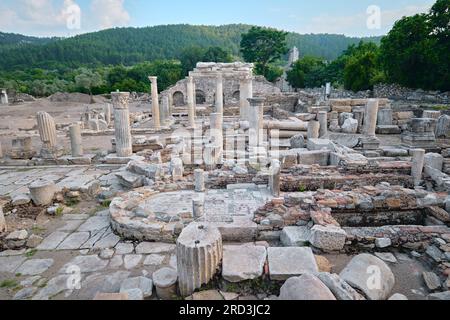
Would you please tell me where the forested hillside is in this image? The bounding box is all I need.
[0,24,381,70]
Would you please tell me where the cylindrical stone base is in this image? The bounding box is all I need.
[29,179,56,206]
[153,267,178,300]
[176,222,223,297]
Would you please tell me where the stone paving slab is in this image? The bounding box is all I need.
[267,247,319,281]
[57,232,91,250]
[37,231,70,251]
[222,245,267,282]
[77,216,110,232]
[15,259,54,276]
[0,255,27,273]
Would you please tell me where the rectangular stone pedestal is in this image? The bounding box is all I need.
[360,136,380,150]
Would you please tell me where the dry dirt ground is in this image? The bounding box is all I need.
[0,98,149,155]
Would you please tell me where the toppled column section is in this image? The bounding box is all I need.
[112,92,133,157]
[36,111,60,158]
[176,222,223,297]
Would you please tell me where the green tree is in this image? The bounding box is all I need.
[287,56,326,88]
[75,68,104,101]
[180,46,205,76]
[202,47,233,63]
[343,50,379,91]
[240,26,288,79]
[380,14,438,89]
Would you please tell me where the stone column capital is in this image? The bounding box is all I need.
[111,92,130,110]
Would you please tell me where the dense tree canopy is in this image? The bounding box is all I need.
[240,26,289,78]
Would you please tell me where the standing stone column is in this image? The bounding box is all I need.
[318,112,328,138]
[186,76,196,128]
[161,95,170,125]
[149,77,161,130]
[194,169,205,192]
[248,97,265,147]
[307,121,320,139]
[210,113,223,153]
[215,73,224,116]
[0,205,7,233]
[177,222,223,297]
[269,159,281,197]
[411,149,425,186]
[240,75,253,121]
[36,111,58,158]
[361,99,381,150]
[104,103,112,125]
[69,123,83,157]
[0,141,3,159]
[112,92,133,157]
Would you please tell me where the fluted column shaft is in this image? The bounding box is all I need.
[149,76,161,129]
[112,92,133,157]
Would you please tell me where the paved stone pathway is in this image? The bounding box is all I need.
[0,209,177,300]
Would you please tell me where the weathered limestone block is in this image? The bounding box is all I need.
[279,274,336,300]
[280,226,310,247]
[317,273,366,300]
[341,118,358,134]
[423,110,441,119]
[339,254,395,300]
[290,134,305,148]
[222,245,267,283]
[309,225,346,252]
[192,198,204,219]
[307,138,334,152]
[377,108,393,126]
[424,153,444,172]
[436,115,450,138]
[153,267,178,300]
[29,179,56,206]
[267,247,319,281]
[176,222,223,297]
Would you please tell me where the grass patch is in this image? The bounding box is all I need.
[298,184,307,192]
[0,279,19,289]
[101,200,112,208]
[55,207,64,216]
[31,226,46,235]
[431,105,449,111]
[25,249,38,258]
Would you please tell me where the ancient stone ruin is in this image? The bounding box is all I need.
[0,61,449,301]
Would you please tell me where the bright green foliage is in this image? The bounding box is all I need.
[240,26,289,79]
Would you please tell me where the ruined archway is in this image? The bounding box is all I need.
[173,91,184,106]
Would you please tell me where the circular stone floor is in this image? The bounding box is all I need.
[110,185,272,243]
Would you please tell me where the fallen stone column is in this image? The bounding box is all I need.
[264,120,308,131]
[112,92,133,157]
[177,222,223,297]
[69,123,83,157]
